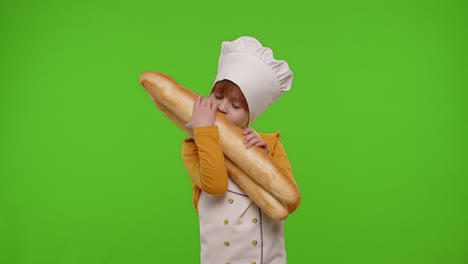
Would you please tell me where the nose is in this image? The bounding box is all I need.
[217,99,228,114]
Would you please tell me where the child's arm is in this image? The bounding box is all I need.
[181,126,228,195]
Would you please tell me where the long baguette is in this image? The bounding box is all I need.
[139,71,301,216]
[225,157,289,220]
[147,87,289,220]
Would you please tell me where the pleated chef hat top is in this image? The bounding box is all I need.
[213,36,294,124]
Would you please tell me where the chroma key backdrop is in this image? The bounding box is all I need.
[1,0,467,263]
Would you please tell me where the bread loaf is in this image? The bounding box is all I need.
[140,71,300,219]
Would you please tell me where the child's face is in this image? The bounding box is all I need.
[210,92,249,129]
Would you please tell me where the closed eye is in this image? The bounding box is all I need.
[232,104,241,109]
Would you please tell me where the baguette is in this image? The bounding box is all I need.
[225,157,289,220]
[153,96,289,220]
[139,71,300,218]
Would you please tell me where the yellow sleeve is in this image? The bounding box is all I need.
[181,126,228,197]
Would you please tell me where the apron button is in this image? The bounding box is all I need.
[224,219,229,225]
[227,198,234,204]
[252,240,257,246]
[251,218,257,223]
[224,241,230,247]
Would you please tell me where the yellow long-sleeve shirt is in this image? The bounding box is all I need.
[181,126,298,214]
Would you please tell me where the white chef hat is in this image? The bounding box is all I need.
[212,36,294,124]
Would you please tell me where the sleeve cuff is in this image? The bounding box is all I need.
[193,126,219,140]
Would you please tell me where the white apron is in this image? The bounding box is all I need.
[198,177,287,264]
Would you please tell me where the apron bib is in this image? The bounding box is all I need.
[198,177,287,264]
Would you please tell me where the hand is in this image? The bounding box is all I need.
[243,128,269,153]
[185,95,217,129]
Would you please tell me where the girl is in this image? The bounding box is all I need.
[181,36,299,264]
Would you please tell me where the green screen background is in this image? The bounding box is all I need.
[1,0,467,263]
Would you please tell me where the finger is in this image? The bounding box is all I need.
[192,96,200,114]
[209,98,217,111]
[243,133,257,144]
[245,137,260,148]
[246,138,261,149]
[194,95,202,109]
[243,128,253,135]
[254,141,267,148]
[206,97,214,110]
[204,96,211,108]
[198,96,205,108]
[256,142,269,153]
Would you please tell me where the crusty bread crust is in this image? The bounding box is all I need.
[140,72,300,220]
[225,157,289,220]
